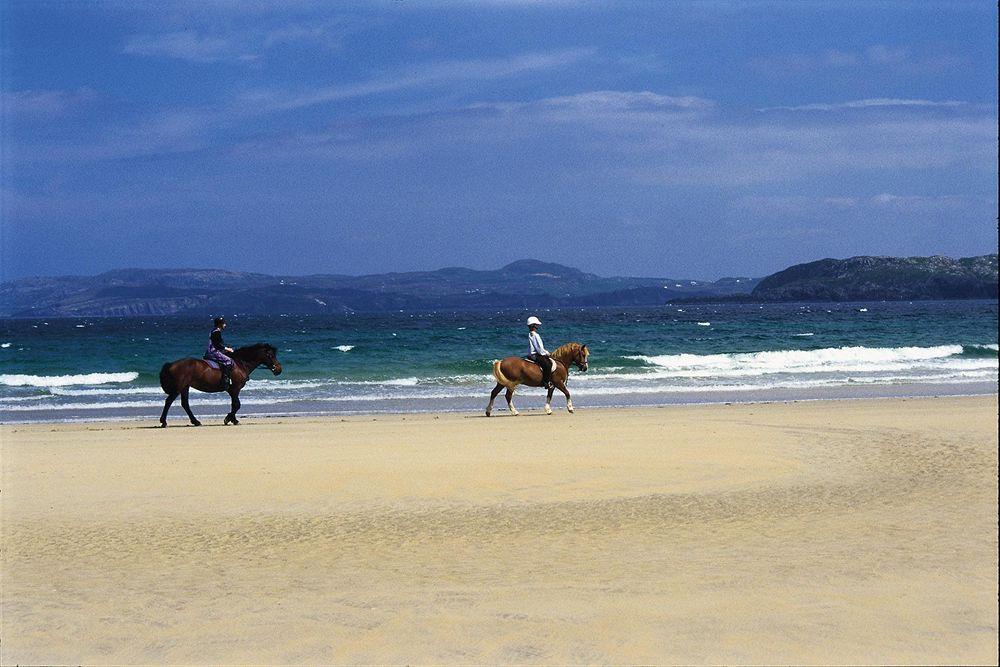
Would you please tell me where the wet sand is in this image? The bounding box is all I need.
[2,395,997,664]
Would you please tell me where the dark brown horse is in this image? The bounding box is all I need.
[486,342,589,416]
[159,343,282,427]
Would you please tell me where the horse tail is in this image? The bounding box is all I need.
[159,362,176,395]
[493,360,517,390]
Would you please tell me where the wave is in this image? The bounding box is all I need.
[624,344,997,378]
[334,345,354,352]
[960,343,1000,358]
[0,372,139,388]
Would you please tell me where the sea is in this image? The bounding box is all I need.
[1,300,997,423]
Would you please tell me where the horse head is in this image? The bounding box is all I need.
[235,343,283,375]
[552,342,589,372]
[575,344,589,372]
[259,343,283,375]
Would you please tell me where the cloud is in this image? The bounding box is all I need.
[536,90,712,112]
[750,44,963,78]
[1,88,99,119]
[468,90,714,117]
[869,193,983,213]
[122,16,365,63]
[758,98,967,113]
[123,30,257,63]
[734,193,990,218]
[244,48,595,111]
[734,196,859,215]
[6,82,996,202]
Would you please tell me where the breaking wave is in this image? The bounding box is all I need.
[0,372,140,388]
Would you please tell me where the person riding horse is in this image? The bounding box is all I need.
[526,315,553,389]
[204,316,235,390]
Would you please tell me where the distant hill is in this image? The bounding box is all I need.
[1,255,994,318]
[0,260,757,318]
[751,254,998,302]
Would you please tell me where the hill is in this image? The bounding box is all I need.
[0,260,756,317]
[2,254,994,318]
[751,254,997,301]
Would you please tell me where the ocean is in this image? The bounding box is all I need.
[1,300,997,423]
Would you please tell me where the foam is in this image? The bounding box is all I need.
[0,372,140,388]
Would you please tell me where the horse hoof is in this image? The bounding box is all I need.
[159,422,167,428]
[485,410,492,417]
[190,420,201,427]
[545,407,552,415]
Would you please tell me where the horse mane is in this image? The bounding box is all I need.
[231,343,275,360]
[550,342,582,363]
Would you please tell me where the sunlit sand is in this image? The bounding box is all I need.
[3,395,997,664]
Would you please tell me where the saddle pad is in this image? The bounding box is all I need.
[203,359,221,370]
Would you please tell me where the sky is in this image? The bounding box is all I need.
[1,0,997,281]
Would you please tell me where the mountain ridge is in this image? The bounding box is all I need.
[1,254,995,318]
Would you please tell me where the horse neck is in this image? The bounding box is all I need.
[230,349,262,372]
[550,343,579,367]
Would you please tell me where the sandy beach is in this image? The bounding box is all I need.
[2,395,997,665]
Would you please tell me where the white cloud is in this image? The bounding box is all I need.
[245,48,595,111]
[870,193,981,212]
[122,16,365,63]
[750,44,963,77]
[759,98,966,113]
[123,30,257,63]
[1,88,99,119]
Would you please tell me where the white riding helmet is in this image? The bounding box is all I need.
[526,316,542,326]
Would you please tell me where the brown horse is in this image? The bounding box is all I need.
[158,343,282,427]
[486,342,589,416]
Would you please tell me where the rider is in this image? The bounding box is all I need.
[204,316,235,390]
[527,315,553,389]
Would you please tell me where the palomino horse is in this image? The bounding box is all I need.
[486,342,589,416]
[158,343,282,427]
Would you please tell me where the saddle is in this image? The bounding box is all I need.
[202,359,221,370]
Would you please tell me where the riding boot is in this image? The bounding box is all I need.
[220,365,232,391]
[542,358,552,389]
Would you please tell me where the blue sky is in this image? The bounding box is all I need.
[2,0,996,281]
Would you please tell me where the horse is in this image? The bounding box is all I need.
[486,342,589,416]
[158,343,282,427]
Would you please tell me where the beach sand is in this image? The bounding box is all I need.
[2,395,997,665]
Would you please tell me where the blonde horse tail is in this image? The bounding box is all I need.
[493,360,517,390]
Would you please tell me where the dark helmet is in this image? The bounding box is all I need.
[213,316,226,328]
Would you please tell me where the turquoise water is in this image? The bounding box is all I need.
[1,301,997,422]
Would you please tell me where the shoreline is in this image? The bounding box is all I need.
[2,379,996,425]
[4,395,997,664]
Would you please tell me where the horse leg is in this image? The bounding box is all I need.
[505,387,519,416]
[159,392,178,427]
[486,383,504,417]
[545,385,555,415]
[555,380,574,413]
[180,388,201,426]
[224,391,241,425]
